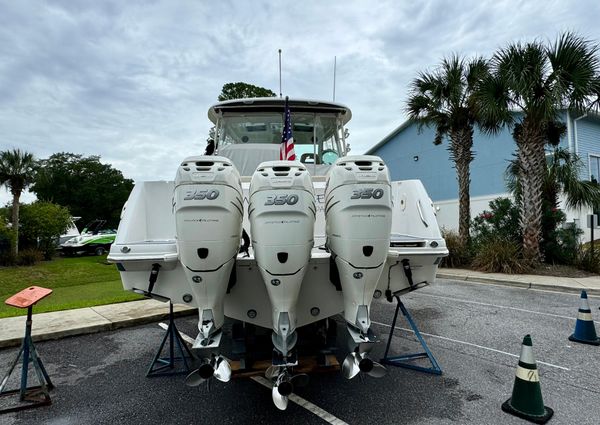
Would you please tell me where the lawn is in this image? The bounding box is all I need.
[0,255,142,318]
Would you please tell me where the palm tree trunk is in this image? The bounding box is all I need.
[11,190,20,256]
[517,121,545,263]
[450,128,474,245]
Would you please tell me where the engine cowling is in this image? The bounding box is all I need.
[249,161,315,356]
[174,156,243,340]
[325,155,392,333]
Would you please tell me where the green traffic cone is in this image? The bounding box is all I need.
[502,335,553,424]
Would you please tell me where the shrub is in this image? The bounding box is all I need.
[0,251,16,266]
[16,248,44,266]
[472,237,531,274]
[471,198,521,250]
[19,201,71,260]
[576,244,600,274]
[440,229,472,268]
[543,223,583,265]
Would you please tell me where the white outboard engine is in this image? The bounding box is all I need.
[249,161,315,362]
[174,156,243,352]
[325,155,392,380]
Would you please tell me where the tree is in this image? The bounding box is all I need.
[478,33,600,262]
[0,149,36,256]
[19,201,71,260]
[206,82,277,151]
[31,153,134,228]
[507,145,600,261]
[218,82,276,101]
[407,56,492,245]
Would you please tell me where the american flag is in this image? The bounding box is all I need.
[280,97,296,161]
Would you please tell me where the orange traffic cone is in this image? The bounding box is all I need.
[502,335,553,424]
[568,290,600,346]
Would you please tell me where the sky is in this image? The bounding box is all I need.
[1,0,599,205]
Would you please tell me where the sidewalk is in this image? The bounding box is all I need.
[0,299,195,349]
[437,268,600,295]
[1,270,599,349]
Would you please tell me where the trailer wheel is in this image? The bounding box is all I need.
[94,246,106,256]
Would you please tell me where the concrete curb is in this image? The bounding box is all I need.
[0,303,196,349]
[437,272,600,296]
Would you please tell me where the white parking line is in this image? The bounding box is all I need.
[252,376,349,425]
[158,323,349,425]
[370,320,570,371]
[410,292,599,323]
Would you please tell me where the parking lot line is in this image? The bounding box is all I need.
[159,323,349,425]
[252,376,349,425]
[411,292,599,323]
[370,321,570,371]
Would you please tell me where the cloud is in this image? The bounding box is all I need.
[0,0,598,204]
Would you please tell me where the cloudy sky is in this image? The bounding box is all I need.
[1,0,599,204]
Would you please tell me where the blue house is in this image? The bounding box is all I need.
[366,111,600,240]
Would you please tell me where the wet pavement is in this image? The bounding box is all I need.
[1,279,599,425]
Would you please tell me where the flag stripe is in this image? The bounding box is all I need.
[280,98,296,161]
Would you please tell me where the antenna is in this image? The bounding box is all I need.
[333,56,337,101]
[278,49,282,98]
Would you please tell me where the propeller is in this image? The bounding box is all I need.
[185,355,231,388]
[342,350,386,380]
[270,368,309,410]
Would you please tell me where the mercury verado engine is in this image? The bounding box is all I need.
[249,161,315,363]
[174,156,243,386]
[325,155,392,380]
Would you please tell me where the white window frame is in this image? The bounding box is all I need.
[588,154,600,181]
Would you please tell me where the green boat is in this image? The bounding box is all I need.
[61,220,117,256]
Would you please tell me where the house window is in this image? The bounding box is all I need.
[590,155,600,183]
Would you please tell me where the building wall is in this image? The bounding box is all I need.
[574,115,600,180]
[371,122,515,202]
[369,113,599,239]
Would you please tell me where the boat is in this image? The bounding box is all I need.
[61,219,116,256]
[107,97,448,410]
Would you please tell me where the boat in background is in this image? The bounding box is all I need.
[108,97,448,410]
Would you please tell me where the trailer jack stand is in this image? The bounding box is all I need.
[380,295,442,375]
[147,302,195,377]
[1,287,54,414]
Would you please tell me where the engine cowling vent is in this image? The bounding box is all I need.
[250,161,311,191]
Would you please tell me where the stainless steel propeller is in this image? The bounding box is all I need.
[185,355,231,387]
[270,368,309,410]
[342,349,387,380]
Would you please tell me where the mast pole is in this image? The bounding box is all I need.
[333,56,337,101]
[278,49,282,98]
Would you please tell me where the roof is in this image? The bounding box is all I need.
[208,97,352,124]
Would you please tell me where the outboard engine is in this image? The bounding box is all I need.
[174,156,243,355]
[249,161,315,363]
[325,155,392,379]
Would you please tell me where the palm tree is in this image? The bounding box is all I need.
[507,144,600,261]
[477,33,600,262]
[0,149,36,256]
[407,55,492,244]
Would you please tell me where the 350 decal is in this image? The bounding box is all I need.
[184,189,220,200]
[351,188,384,200]
[265,194,299,206]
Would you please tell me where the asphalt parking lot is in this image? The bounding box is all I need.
[1,279,599,425]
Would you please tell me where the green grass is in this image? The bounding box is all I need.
[0,255,142,318]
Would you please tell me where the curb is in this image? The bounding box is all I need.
[0,305,197,349]
[437,272,600,297]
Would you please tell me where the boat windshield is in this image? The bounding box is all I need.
[216,112,345,176]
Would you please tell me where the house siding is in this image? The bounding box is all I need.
[367,112,600,239]
[574,115,600,180]
[370,122,516,202]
